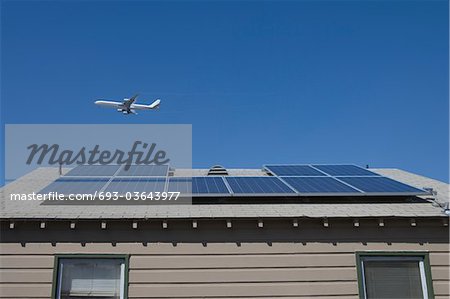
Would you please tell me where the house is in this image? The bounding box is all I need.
[0,164,449,298]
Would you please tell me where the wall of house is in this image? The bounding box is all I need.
[0,218,448,299]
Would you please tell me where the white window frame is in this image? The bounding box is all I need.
[54,255,127,299]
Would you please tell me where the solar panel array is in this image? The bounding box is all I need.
[39,164,429,197]
[264,164,428,196]
[39,164,169,196]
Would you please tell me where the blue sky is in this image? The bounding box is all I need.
[1,0,448,184]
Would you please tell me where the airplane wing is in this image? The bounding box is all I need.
[123,94,139,109]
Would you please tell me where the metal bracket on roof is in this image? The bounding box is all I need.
[443,202,450,216]
[226,220,232,228]
[257,219,264,228]
[423,187,437,196]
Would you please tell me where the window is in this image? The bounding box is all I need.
[53,255,128,299]
[356,252,434,299]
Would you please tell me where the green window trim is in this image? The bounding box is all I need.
[51,254,130,299]
[355,251,435,299]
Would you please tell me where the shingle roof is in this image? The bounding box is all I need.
[0,167,448,220]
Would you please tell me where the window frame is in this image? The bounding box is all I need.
[356,251,435,299]
[52,254,130,299]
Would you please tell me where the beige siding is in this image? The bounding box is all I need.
[129,281,358,297]
[129,267,357,283]
[0,242,448,298]
[0,284,52,298]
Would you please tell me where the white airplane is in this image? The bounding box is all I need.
[95,94,161,115]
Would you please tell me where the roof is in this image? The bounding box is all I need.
[0,167,448,220]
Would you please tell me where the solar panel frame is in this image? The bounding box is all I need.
[337,176,429,196]
[103,177,167,194]
[280,176,362,196]
[225,177,297,196]
[64,165,121,177]
[115,164,169,177]
[38,177,110,195]
[311,164,380,177]
[168,177,231,197]
[264,165,326,177]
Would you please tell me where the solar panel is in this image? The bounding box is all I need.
[168,177,230,195]
[225,177,296,195]
[338,176,427,194]
[38,178,110,194]
[116,165,169,177]
[167,178,193,194]
[264,165,325,176]
[40,164,427,198]
[104,177,167,194]
[65,165,121,177]
[312,165,379,176]
[281,177,361,194]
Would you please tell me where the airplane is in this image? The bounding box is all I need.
[95,94,161,115]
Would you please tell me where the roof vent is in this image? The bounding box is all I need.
[207,165,228,176]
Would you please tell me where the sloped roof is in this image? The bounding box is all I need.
[0,167,448,220]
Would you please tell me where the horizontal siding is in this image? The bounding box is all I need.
[121,297,359,299]
[130,253,356,269]
[129,267,357,283]
[128,281,358,297]
[434,281,450,296]
[0,283,51,298]
[0,269,53,283]
[429,252,450,266]
[0,256,54,269]
[1,242,449,254]
[431,265,450,280]
[0,242,447,298]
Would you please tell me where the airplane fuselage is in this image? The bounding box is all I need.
[95,97,161,115]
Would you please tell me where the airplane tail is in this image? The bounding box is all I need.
[148,99,161,109]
